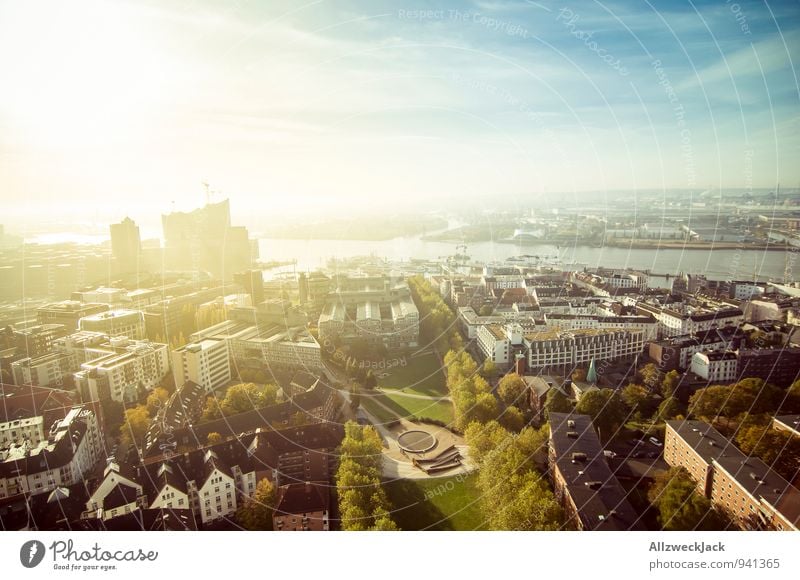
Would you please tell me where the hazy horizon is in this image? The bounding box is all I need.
[1,0,799,225]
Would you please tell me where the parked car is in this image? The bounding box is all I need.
[648,437,663,447]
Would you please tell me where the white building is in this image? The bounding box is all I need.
[691,351,738,383]
[172,339,231,393]
[74,338,170,403]
[525,327,646,371]
[196,450,238,525]
[11,352,77,388]
[476,323,524,367]
[0,406,103,499]
[0,416,45,448]
[79,309,145,340]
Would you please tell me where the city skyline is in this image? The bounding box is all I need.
[1,0,799,224]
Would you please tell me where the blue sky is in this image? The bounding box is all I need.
[0,0,797,224]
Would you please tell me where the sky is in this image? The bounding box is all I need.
[0,0,798,229]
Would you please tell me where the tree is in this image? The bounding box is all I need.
[236,478,276,530]
[206,432,223,445]
[735,423,800,482]
[689,379,784,427]
[336,422,396,531]
[661,370,680,398]
[543,388,572,420]
[119,405,150,449]
[481,360,497,379]
[655,397,685,422]
[638,363,661,391]
[464,420,508,465]
[498,373,529,411]
[575,389,628,441]
[648,467,729,530]
[202,396,222,422]
[500,406,526,432]
[100,399,124,431]
[474,429,562,530]
[146,387,170,416]
[621,383,651,420]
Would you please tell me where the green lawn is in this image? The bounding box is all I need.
[360,392,454,425]
[384,474,485,530]
[377,352,447,397]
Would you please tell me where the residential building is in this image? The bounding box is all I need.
[648,328,744,372]
[691,351,738,383]
[172,339,231,393]
[273,482,330,531]
[524,327,645,373]
[0,416,45,448]
[0,406,103,499]
[191,320,323,371]
[74,338,170,403]
[548,412,644,530]
[12,323,68,358]
[736,348,800,388]
[79,309,145,340]
[11,352,77,388]
[664,420,800,531]
[476,323,525,367]
[109,217,141,271]
[36,301,110,331]
[772,415,800,437]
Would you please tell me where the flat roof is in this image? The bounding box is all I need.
[549,413,644,531]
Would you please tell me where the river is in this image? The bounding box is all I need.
[259,236,798,283]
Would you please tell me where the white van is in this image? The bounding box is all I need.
[648,437,662,447]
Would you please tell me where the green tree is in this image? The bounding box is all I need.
[648,467,730,530]
[336,422,396,531]
[206,432,223,445]
[661,370,680,398]
[236,478,276,530]
[621,383,652,419]
[119,405,150,449]
[498,373,529,411]
[543,388,572,420]
[654,397,685,422]
[638,362,661,391]
[464,420,509,465]
[481,359,497,379]
[575,388,628,441]
[202,396,222,422]
[146,387,170,416]
[500,406,526,432]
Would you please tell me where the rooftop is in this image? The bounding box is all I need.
[549,412,644,531]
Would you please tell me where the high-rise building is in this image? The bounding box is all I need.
[110,217,141,272]
[161,199,257,279]
[233,269,264,306]
[172,339,231,393]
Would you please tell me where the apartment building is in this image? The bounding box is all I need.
[664,420,800,531]
[74,338,170,403]
[548,412,644,530]
[172,339,231,393]
[0,406,103,499]
[79,309,145,340]
[691,351,739,383]
[11,352,77,388]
